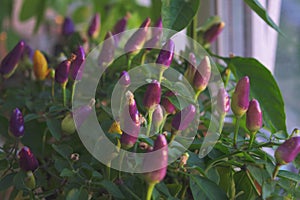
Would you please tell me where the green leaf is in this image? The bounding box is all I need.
[217,167,235,200]
[243,0,282,34]
[226,57,287,135]
[161,0,200,37]
[100,180,125,199]
[166,183,182,197]
[278,170,300,183]
[234,171,257,200]
[19,0,37,21]
[247,165,270,186]
[60,168,75,177]
[47,118,61,140]
[66,188,89,200]
[190,175,228,200]
[24,113,40,123]
[0,173,16,191]
[52,144,73,159]
[19,0,47,32]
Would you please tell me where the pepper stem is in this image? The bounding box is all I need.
[248,131,257,149]
[127,55,133,71]
[71,80,77,105]
[272,164,281,180]
[233,116,241,148]
[61,82,67,106]
[146,183,156,200]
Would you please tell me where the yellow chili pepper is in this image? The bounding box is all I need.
[33,50,49,80]
[108,121,122,134]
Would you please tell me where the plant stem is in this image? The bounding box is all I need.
[224,68,231,88]
[218,114,225,134]
[146,108,155,137]
[71,80,77,105]
[146,183,155,200]
[118,151,125,179]
[194,90,201,102]
[159,113,168,133]
[272,164,280,180]
[51,79,55,101]
[61,83,67,107]
[127,55,133,71]
[158,68,165,83]
[248,131,257,149]
[233,117,241,148]
[106,161,111,180]
[141,50,148,65]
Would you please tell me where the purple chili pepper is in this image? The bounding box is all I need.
[55,59,71,84]
[172,104,196,131]
[161,91,176,115]
[143,134,168,184]
[144,17,163,50]
[112,15,129,46]
[153,105,164,132]
[246,99,262,133]
[62,17,75,36]
[120,91,140,149]
[0,40,25,78]
[156,39,175,68]
[88,13,101,38]
[184,52,197,84]
[193,56,211,93]
[70,46,85,81]
[124,17,151,55]
[216,88,230,115]
[231,76,250,118]
[73,99,95,128]
[143,80,161,110]
[18,146,39,172]
[9,108,25,138]
[98,32,115,68]
[203,22,225,44]
[275,136,300,165]
[119,71,130,87]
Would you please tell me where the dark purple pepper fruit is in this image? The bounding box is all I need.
[55,60,71,84]
[0,40,25,78]
[144,17,163,50]
[124,17,151,55]
[231,76,250,118]
[246,99,262,133]
[119,71,130,86]
[73,98,95,128]
[216,88,230,115]
[9,108,25,138]
[112,15,129,46]
[161,91,176,115]
[172,104,196,131]
[62,17,75,36]
[98,32,115,68]
[184,52,197,84]
[143,134,168,184]
[88,13,101,38]
[275,137,300,165]
[193,56,211,93]
[156,39,175,68]
[18,146,39,172]
[143,80,161,110]
[203,22,225,44]
[120,91,140,149]
[70,46,85,81]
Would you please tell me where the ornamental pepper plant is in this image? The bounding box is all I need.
[0,1,299,200]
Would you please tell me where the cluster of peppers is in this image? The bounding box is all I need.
[1,11,300,199]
